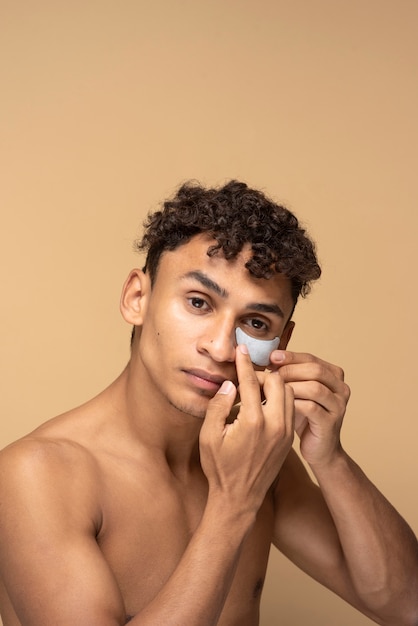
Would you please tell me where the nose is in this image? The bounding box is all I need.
[197,320,236,363]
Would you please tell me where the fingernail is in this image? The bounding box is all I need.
[218,380,234,395]
[238,343,249,355]
[273,350,286,362]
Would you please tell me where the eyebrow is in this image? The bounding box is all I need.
[182,271,229,298]
[246,301,285,319]
[181,271,284,319]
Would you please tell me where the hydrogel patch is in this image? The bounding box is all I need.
[235,327,280,367]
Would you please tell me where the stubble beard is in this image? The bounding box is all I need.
[167,391,212,421]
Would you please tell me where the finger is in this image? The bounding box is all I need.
[286,380,337,413]
[285,382,296,432]
[271,360,347,396]
[293,398,344,437]
[235,344,263,416]
[201,381,237,439]
[288,380,349,427]
[270,350,345,382]
[262,370,284,414]
[263,371,295,432]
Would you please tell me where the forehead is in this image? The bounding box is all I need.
[154,234,294,314]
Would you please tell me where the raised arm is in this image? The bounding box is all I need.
[271,349,418,626]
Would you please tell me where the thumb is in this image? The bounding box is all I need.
[201,381,237,439]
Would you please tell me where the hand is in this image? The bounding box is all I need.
[269,350,351,468]
[199,344,295,516]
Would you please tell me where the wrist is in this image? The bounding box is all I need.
[203,491,257,541]
[309,444,348,480]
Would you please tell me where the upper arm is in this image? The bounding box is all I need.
[0,439,126,626]
[273,449,361,605]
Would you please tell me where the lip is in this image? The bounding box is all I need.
[183,368,228,392]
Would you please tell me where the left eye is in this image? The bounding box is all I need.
[248,318,268,331]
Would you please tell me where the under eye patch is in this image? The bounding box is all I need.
[235,327,280,367]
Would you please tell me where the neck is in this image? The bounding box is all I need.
[106,361,204,471]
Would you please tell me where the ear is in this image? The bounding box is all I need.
[120,269,151,326]
[279,320,295,349]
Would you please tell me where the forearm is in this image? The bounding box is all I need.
[130,500,255,626]
[313,450,418,624]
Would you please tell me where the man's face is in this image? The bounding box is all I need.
[136,234,295,420]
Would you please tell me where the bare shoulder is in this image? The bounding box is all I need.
[0,432,102,530]
[0,384,119,498]
[0,429,99,478]
[0,430,127,625]
[1,429,92,463]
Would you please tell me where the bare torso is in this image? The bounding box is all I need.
[0,395,276,626]
[93,445,274,624]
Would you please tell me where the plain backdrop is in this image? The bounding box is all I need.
[1,1,417,625]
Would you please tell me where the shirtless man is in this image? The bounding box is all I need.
[0,180,417,626]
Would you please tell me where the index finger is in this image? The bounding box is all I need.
[270,350,345,381]
[235,344,263,415]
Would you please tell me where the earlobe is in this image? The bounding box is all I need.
[279,321,295,349]
[120,269,151,326]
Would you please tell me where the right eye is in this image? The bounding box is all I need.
[191,297,205,308]
[187,296,211,312]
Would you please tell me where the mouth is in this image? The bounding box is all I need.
[183,369,228,393]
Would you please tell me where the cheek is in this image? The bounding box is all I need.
[142,300,196,353]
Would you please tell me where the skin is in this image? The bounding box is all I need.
[0,233,417,626]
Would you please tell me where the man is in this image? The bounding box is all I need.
[0,180,417,626]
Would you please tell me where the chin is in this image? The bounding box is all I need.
[168,398,208,421]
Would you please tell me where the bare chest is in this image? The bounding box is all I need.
[96,464,275,624]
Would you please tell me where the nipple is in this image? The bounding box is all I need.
[235,327,280,367]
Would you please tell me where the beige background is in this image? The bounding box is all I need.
[1,1,417,624]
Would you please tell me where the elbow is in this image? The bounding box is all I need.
[389,592,418,626]
[353,568,418,626]
[385,611,418,626]
[364,595,418,626]
[399,605,418,626]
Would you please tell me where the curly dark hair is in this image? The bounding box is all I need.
[136,180,321,304]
